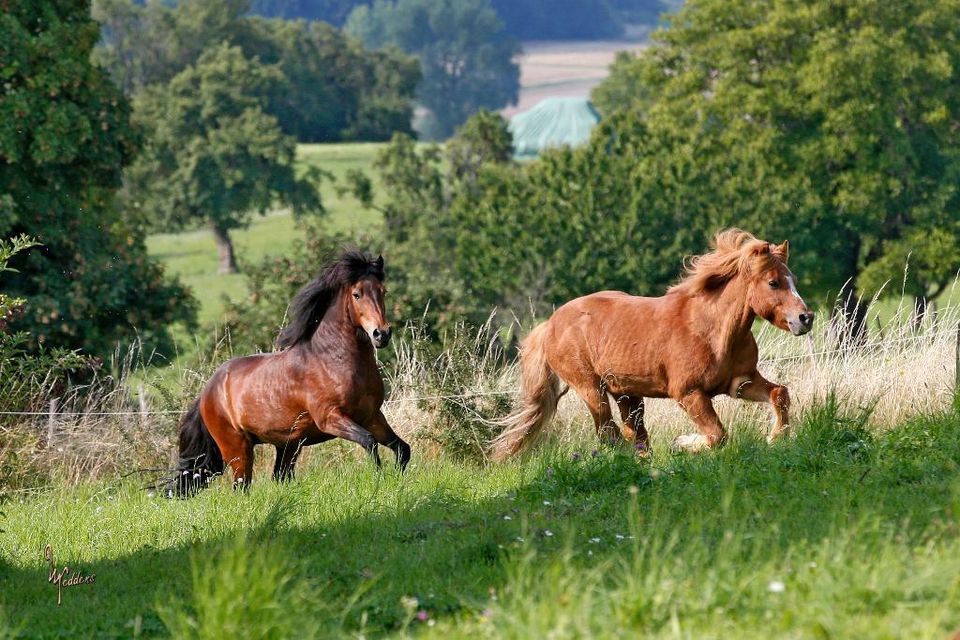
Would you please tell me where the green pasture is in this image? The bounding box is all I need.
[146,143,384,327]
[3,398,960,638]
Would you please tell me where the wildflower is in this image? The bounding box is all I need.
[589,537,601,544]
[543,500,552,506]
[416,610,429,622]
[544,530,554,537]
[571,452,582,461]
[627,485,639,496]
[503,515,512,520]
[615,534,625,540]
[767,580,785,593]
[400,596,419,614]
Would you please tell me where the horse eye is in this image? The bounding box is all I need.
[352,292,361,299]
[768,280,780,289]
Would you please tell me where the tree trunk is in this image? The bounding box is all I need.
[212,224,238,275]
[913,295,931,329]
[834,277,868,349]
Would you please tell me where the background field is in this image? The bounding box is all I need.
[145,143,384,327]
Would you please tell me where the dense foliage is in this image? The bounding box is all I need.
[126,43,323,274]
[346,0,520,139]
[250,0,672,40]
[0,0,195,357]
[592,0,960,314]
[93,0,419,142]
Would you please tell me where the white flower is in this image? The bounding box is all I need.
[503,515,512,520]
[768,580,786,593]
[544,530,554,537]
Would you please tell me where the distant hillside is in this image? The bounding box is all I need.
[249,0,676,40]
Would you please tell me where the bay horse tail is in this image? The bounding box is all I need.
[489,322,562,461]
[171,398,223,497]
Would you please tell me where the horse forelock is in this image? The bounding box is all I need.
[669,229,786,295]
[276,250,385,349]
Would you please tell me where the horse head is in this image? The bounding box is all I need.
[347,255,391,348]
[745,240,814,336]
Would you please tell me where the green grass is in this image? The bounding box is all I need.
[3,398,960,638]
[146,143,385,327]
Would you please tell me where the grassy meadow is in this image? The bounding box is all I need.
[6,140,959,637]
[3,400,960,638]
[146,143,384,327]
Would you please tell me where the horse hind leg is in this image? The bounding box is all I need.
[273,439,306,482]
[566,376,620,446]
[201,404,255,490]
[616,395,650,456]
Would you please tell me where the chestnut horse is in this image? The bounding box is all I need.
[171,251,410,496]
[490,229,814,460]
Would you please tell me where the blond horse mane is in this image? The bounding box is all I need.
[669,228,788,295]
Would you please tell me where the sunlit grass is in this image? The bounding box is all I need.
[3,400,959,637]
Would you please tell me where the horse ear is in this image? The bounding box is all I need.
[775,240,789,263]
[376,254,384,268]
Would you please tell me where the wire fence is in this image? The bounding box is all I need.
[0,325,957,420]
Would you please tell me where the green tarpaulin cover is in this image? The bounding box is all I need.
[509,97,601,158]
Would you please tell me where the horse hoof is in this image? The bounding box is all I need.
[670,433,710,453]
[634,442,652,459]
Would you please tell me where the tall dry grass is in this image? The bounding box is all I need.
[1,293,957,493]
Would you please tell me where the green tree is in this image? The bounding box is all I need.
[93,0,420,142]
[127,44,322,274]
[354,110,705,337]
[233,17,419,141]
[593,0,960,324]
[0,0,195,357]
[346,0,520,139]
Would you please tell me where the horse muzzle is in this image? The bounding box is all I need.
[371,327,392,348]
[788,311,814,336]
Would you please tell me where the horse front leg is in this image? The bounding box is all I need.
[672,390,726,452]
[730,372,790,443]
[316,410,381,468]
[367,410,411,471]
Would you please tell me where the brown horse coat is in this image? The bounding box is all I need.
[490,229,814,460]
[171,251,409,496]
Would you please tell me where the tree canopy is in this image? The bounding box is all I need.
[592,0,960,314]
[126,43,322,274]
[93,0,419,142]
[346,0,520,139]
[0,0,195,357]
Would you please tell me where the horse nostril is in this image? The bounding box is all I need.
[799,312,813,326]
[372,329,382,340]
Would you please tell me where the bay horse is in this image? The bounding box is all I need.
[171,251,410,496]
[490,229,814,460]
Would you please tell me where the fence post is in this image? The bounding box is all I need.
[138,384,149,422]
[47,397,58,446]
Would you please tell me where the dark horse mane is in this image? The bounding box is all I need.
[276,250,385,349]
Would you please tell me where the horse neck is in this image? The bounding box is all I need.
[688,275,756,355]
[310,290,372,356]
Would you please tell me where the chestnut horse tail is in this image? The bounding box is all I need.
[489,322,561,462]
[171,398,223,497]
